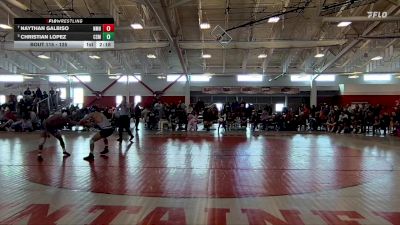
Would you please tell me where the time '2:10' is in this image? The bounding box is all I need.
[98,42,112,47]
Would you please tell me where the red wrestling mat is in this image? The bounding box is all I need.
[22,136,392,198]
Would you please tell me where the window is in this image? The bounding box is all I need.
[0,95,5,104]
[17,95,23,101]
[0,75,24,82]
[363,74,391,81]
[237,74,263,82]
[57,88,67,100]
[190,75,210,82]
[275,103,284,112]
[134,95,142,105]
[116,95,123,107]
[290,74,311,82]
[117,75,141,83]
[167,75,187,82]
[73,88,84,108]
[316,74,335,82]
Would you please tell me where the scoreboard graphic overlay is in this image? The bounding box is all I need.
[14,18,114,49]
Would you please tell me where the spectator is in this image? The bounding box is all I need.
[36,88,43,99]
[134,103,142,131]
[24,87,32,96]
[43,91,49,99]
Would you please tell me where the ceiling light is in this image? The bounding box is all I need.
[290,74,312,82]
[200,22,210,29]
[23,76,34,79]
[202,54,211,59]
[191,75,210,82]
[237,74,263,82]
[315,74,335,82]
[203,73,214,77]
[348,75,359,79]
[371,56,383,61]
[49,75,68,83]
[0,75,24,82]
[268,17,280,23]
[108,76,118,79]
[0,24,12,29]
[147,54,156,59]
[337,21,352,27]
[130,23,143,29]
[167,75,187,82]
[38,55,50,59]
[258,54,267,59]
[396,75,400,79]
[71,75,91,82]
[364,74,391,81]
[314,53,325,58]
[157,76,166,79]
[89,55,101,59]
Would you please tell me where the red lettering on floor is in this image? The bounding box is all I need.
[88,205,141,225]
[241,209,305,225]
[373,211,400,225]
[138,207,186,225]
[312,211,365,225]
[0,203,13,211]
[205,208,230,225]
[0,204,71,225]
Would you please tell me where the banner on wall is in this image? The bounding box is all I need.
[241,87,260,94]
[202,87,222,94]
[202,87,300,94]
[221,87,241,94]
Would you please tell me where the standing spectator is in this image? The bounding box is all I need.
[17,98,27,118]
[43,91,49,99]
[49,87,56,109]
[24,87,32,96]
[134,102,142,131]
[56,91,61,105]
[116,96,134,142]
[36,88,43,99]
[187,104,194,114]
[7,95,17,112]
[194,100,205,113]
[380,113,390,135]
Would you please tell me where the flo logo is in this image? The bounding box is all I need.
[367,11,388,18]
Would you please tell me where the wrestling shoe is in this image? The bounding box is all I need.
[63,151,71,157]
[83,153,94,161]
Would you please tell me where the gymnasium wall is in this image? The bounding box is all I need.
[338,84,400,108]
[1,76,399,109]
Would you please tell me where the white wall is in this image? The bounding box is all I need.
[1,74,399,97]
[340,84,400,95]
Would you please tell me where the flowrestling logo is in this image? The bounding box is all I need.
[367,11,388,18]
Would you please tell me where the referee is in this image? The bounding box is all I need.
[117,96,134,142]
